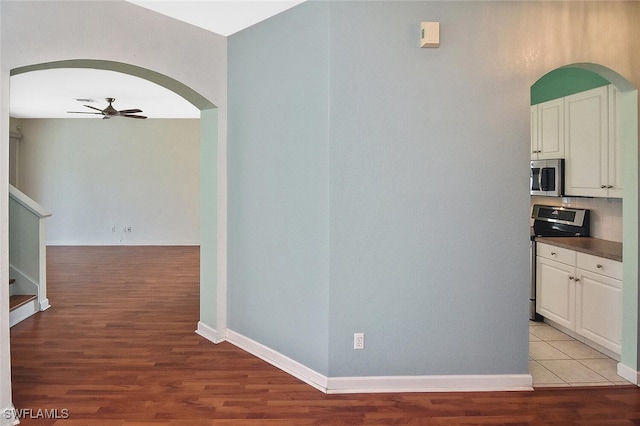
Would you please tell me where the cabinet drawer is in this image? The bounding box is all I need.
[536,242,576,265]
[577,252,622,280]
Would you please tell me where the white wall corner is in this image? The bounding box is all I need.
[195,321,226,344]
[225,329,329,393]
[1,404,19,426]
[617,362,639,385]
[222,329,532,395]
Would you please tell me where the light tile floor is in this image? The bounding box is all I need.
[529,321,630,387]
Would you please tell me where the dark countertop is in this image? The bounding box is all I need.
[534,236,622,262]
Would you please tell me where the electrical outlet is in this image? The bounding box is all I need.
[354,333,364,350]
[124,226,132,233]
[111,226,116,233]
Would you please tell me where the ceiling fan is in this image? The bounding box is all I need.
[68,97,147,119]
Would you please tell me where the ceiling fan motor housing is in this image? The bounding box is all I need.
[103,98,119,116]
[67,97,147,119]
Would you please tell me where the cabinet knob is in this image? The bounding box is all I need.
[551,252,557,256]
[569,276,575,280]
[601,185,607,189]
[607,185,613,189]
[575,278,580,282]
[597,264,603,269]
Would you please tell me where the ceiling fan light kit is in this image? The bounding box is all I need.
[67,97,147,119]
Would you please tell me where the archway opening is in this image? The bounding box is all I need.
[9,59,221,332]
[530,62,639,383]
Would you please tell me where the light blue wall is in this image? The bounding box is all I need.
[227,0,640,378]
[227,2,330,373]
[326,1,529,376]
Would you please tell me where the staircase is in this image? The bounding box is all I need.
[9,184,52,327]
[9,278,38,326]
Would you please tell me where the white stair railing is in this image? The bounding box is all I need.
[9,185,52,318]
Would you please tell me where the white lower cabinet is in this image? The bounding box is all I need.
[536,244,576,330]
[537,256,575,329]
[575,252,622,354]
[536,242,622,354]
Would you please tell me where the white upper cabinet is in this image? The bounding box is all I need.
[531,97,565,160]
[564,86,608,196]
[530,84,622,199]
[607,85,623,198]
[564,85,622,198]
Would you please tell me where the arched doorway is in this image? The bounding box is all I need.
[530,63,639,383]
[10,59,223,337]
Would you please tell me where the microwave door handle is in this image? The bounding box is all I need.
[538,168,544,191]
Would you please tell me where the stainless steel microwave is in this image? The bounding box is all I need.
[530,159,564,196]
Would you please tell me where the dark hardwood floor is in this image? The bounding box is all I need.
[9,246,640,425]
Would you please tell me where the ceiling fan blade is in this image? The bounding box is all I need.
[67,111,102,114]
[122,114,147,119]
[118,109,143,114]
[84,105,104,112]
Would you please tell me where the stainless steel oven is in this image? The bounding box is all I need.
[530,204,590,320]
[530,159,564,197]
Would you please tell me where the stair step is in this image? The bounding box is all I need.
[10,295,37,311]
[9,278,15,285]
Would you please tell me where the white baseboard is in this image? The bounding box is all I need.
[326,374,533,394]
[1,404,19,426]
[225,329,328,392]
[617,362,639,385]
[196,326,533,394]
[40,298,51,311]
[195,321,225,343]
[9,300,37,327]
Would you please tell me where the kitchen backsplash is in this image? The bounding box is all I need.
[530,196,623,243]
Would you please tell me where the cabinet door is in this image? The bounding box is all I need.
[537,98,565,159]
[564,86,609,197]
[575,269,622,354]
[607,85,623,198]
[536,257,575,329]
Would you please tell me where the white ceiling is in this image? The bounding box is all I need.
[9,0,305,120]
[10,69,201,119]
[129,0,305,37]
